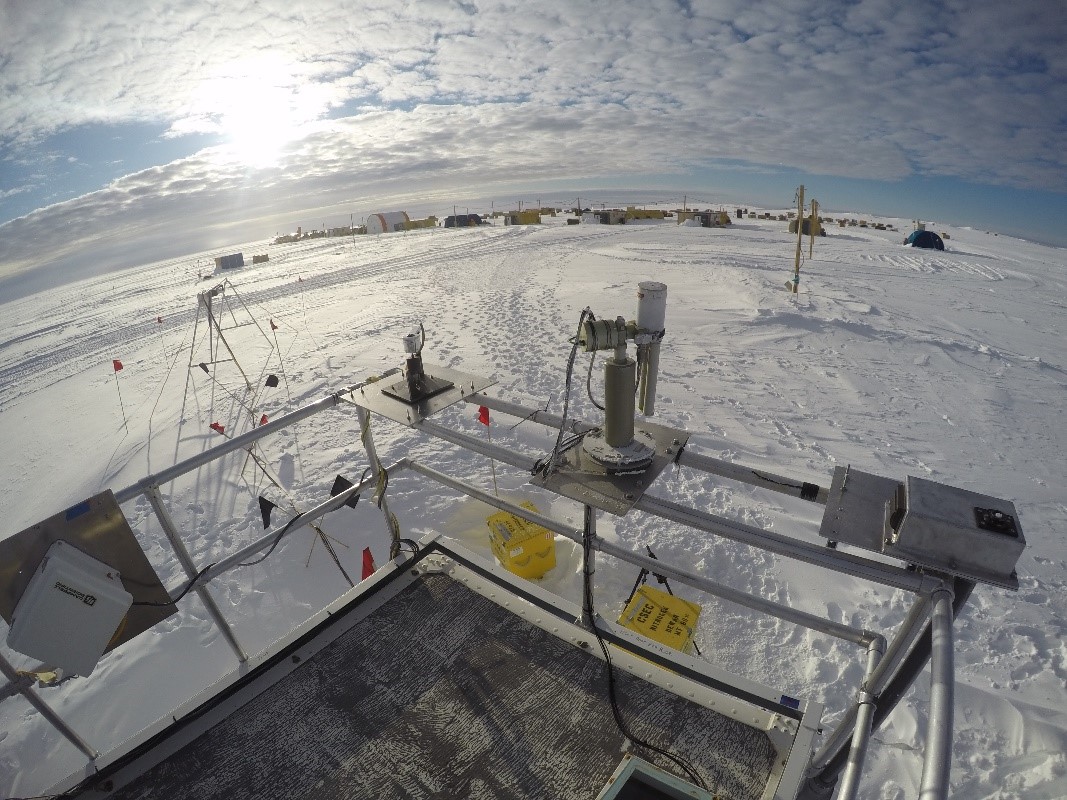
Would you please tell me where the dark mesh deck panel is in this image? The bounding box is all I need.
[109,574,776,799]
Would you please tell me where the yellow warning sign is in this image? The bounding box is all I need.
[618,584,701,654]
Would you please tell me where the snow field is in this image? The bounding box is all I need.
[0,213,1065,798]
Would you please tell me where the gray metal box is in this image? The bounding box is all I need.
[884,476,1024,589]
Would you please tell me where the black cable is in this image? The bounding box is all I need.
[585,349,605,411]
[581,536,708,790]
[531,429,593,476]
[750,470,822,501]
[750,469,802,490]
[132,562,216,607]
[238,512,303,567]
[535,308,593,478]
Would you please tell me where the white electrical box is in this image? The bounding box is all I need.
[6,540,133,676]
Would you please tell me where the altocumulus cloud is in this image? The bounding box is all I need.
[1,0,1064,282]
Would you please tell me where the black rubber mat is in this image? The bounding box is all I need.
[109,573,775,799]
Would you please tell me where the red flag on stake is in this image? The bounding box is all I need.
[209,422,225,435]
[111,359,128,432]
[477,406,499,495]
[361,547,376,580]
[270,319,278,331]
[260,414,269,426]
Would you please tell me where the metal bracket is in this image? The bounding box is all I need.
[350,364,495,426]
[532,421,690,516]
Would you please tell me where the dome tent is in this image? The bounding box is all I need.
[904,230,945,250]
[366,211,410,234]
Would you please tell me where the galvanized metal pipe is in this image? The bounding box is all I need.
[356,405,401,558]
[675,449,828,504]
[919,586,955,800]
[804,579,973,797]
[592,536,874,646]
[810,593,932,774]
[417,418,537,471]
[0,672,31,703]
[466,393,598,435]
[420,415,922,592]
[865,595,934,697]
[145,486,248,663]
[422,413,917,593]
[835,636,886,800]
[0,652,99,761]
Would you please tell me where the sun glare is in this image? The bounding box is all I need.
[196,61,326,168]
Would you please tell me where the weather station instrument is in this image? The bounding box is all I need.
[531,281,691,515]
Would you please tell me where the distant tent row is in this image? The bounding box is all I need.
[904,230,945,250]
[445,213,483,228]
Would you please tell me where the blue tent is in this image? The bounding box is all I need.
[904,230,944,250]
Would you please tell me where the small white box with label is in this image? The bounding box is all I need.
[7,540,133,676]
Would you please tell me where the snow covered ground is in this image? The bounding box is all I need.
[1,211,1064,799]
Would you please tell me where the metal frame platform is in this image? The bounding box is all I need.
[0,361,1019,800]
[56,538,814,800]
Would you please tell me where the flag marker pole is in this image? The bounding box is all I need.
[478,407,499,496]
[156,317,168,361]
[112,361,129,432]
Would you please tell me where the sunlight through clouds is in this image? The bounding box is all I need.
[1,0,1065,275]
[173,57,333,168]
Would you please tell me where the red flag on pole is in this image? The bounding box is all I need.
[112,359,128,431]
[361,547,376,580]
[209,422,225,434]
[478,405,498,496]
[260,414,269,426]
[270,319,278,331]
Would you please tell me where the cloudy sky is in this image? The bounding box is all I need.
[1,0,1065,290]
